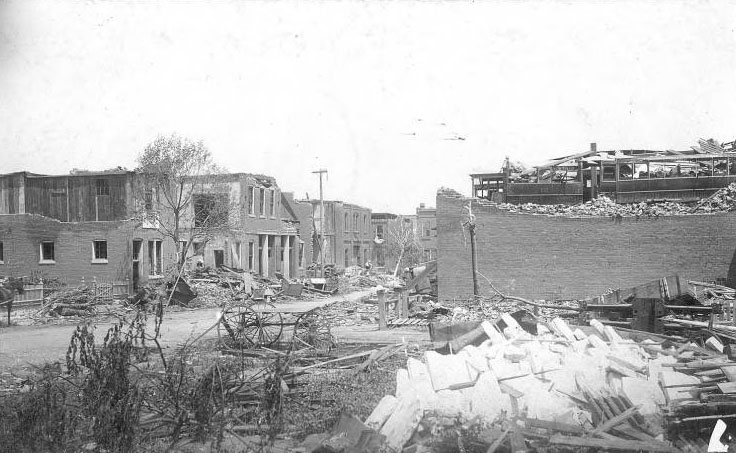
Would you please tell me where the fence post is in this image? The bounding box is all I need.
[378,288,387,330]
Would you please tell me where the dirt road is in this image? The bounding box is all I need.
[0,288,429,379]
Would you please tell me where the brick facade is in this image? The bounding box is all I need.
[186,174,301,278]
[437,188,736,302]
[0,214,163,284]
[302,200,372,269]
[371,213,397,271]
[416,204,437,262]
[0,171,305,286]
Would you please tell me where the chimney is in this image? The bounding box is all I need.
[590,142,597,153]
[420,203,425,209]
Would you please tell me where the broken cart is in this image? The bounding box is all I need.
[217,298,334,351]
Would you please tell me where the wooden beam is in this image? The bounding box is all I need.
[549,434,679,452]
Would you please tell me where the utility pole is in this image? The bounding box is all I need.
[312,169,328,277]
[463,202,479,296]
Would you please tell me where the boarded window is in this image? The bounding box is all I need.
[96,179,110,196]
[344,213,348,231]
[248,241,254,270]
[93,240,108,260]
[0,241,3,263]
[40,241,55,262]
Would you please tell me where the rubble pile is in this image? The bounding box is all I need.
[691,182,736,213]
[498,196,694,218]
[374,273,405,289]
[353,315,735,452]
[38,286,98,317]
[187,281,234,308]
[498,184,736,218]
[346,275,379,288]
[318,299,380,327]
[430,296,578,324]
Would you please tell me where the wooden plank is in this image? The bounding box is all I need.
[549,434,679,452]
[522,418,585,435]
[721,365,736,382]
[717,382,736,394]
[590,405,641,435]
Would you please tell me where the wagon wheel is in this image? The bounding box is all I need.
[292,312,334,351]
[218,303,283,350]
[693,328,725,349]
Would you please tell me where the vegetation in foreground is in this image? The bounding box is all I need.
[0,302,409,453]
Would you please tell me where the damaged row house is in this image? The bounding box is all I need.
[305,199,373,269]
[0,169,307,291]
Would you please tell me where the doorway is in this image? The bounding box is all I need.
[214,250,224,268]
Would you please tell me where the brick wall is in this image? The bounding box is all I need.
[0,214,163,284]
[437,189,736,302]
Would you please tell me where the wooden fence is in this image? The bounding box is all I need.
[12,278,131,308]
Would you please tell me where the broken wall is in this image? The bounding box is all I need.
[437,188,736,301]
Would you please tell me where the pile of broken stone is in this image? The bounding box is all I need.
[359,315,732,452]
[497,182,736,218]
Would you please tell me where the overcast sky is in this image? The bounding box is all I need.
[1,1,735,214]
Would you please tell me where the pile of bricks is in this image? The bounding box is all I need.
[496,182,736,218]
[692,182,736,213]
[498,196,692,218]
[362,315,734,452]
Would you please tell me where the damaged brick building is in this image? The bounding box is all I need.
[0,170,160,288]
[184,173,304,279]
[0,169,307,289]
[304,200,373,269]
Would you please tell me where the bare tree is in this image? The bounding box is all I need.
[387,216,422,276]
[134,134,237,270]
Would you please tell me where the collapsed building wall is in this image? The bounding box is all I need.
[437,188,736,302]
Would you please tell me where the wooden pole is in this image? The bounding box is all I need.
[469,223,479,296]
[378,288,387,330]
[312,169,327,277]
